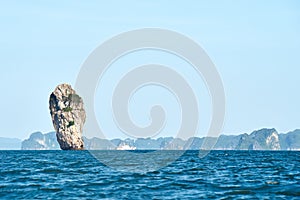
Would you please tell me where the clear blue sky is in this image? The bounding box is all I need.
[0,1,299,139]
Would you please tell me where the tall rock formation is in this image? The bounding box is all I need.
[49,84,86,150]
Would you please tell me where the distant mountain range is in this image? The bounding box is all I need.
[14,128,300,151]
[0,137,22,150]
[21,132,60,150]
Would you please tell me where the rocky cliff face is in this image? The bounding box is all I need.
[279,130,300,150]
[49,84,86,150]
[22,132,60,150]
[236,129,281,150]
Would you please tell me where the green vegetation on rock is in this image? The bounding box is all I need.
[62,107,73,112]
[67,121,75,128]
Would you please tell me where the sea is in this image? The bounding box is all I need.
[0,151,300,199]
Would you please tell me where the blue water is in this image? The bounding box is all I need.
[1,151,300,199]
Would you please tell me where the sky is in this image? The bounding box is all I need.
[0,0,299,140]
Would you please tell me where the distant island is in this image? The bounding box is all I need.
[1,128,299,151]
[0,137,22,150]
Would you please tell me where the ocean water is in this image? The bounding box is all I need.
[0,151,300,199]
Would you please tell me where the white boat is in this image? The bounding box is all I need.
[116,144,137,150]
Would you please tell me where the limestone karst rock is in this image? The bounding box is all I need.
[49,84,86,150]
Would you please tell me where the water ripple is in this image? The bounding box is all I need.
[0,151,299,199]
